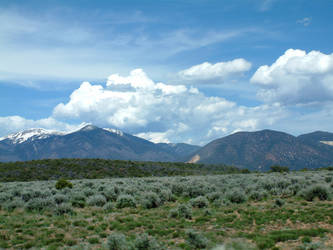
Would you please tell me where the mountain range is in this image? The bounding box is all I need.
[1,126,333,170]
[0,125,199,162]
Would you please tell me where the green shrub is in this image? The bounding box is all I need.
[169,204,192,219]
[274,198,285,207]
[87,195,107,207]
[83,188,95,197]
[2,198,24,211]
[141,192,162,209]
[171,183,186,196]
[60,187,72,195]
[300,185,330,201]
[71,200,85,208]
[72,220,88,227]
[185,230,208,249]
[325,176,332,183]
[25,197,55,211]
[190,196,209,208]
[203,208,212,216]
[71,193,86,207]
[88,237,99,244]
[159,189,173,202]
[103,187,119,201]
[55,179,73,190]
[180,204,193,219]
[206,192,222,202]
[54,203,74,215]
[226,189,247,203]
[256,237,275,249]
[212,198,231,207]
[21,191,33,202]
[186,185,206,198]
[0,193,10,203]
[169,208,178,218]
[11,188,21,197]
[71,192,85,200]
[116,195,136,208]
[301,236,311,243]
[53,194,69,204]
[31,190,43,198]
[249,191,268,201]
[134,233,161,250]
[107,233,128,250]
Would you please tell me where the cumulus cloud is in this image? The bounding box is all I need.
[53,68,286,144]
[135,131,171,144]
[179,59,251,82]
[251,49,333,104]
[2,66,333,144]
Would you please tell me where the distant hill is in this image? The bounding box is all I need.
[188,130,333,171]
[0,125,200,162]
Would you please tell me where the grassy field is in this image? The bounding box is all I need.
[1,171,333,249]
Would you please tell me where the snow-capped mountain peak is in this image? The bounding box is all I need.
[80,124,99,131]
[0,125,125,145]
[0,128,65,144]
[103,128,124,136]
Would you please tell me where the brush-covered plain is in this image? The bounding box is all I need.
[0,159,246,182]
[1,171,333,249]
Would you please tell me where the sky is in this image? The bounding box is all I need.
[1,0,333,145]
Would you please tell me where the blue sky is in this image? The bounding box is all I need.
[1,0,333,145]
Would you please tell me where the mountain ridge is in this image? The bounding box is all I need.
[188,129,333,170]
[1,127,333,170]
[0,125,200,162]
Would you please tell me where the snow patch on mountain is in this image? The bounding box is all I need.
[0,124,125,144]
[80,125,98,131]
[0,128,65,144]
[103,128,124,136]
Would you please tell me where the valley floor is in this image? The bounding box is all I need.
[1,172,333,249]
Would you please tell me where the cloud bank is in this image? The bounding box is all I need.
[52,68,284,144]
[1,49,333,145]
[251,49,333,105]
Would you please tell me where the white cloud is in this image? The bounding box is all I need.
[251,49,333,104]
[297,17,312,27]
[2,67,333,144]
[107,69,155,89]
[53,68,287,144]
[0,116,77,137]
[135,131,171,144]
[179,59,251,82]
